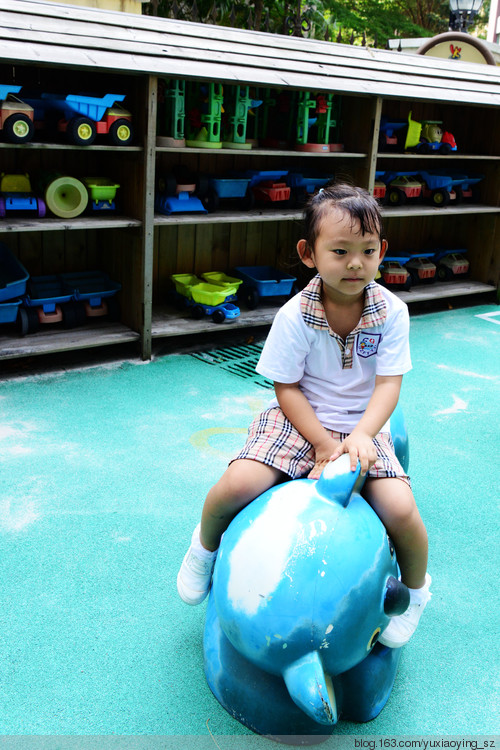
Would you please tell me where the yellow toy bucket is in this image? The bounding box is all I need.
[404,111,422,150]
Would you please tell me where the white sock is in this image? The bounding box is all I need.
[408,574,431,605]
[192,528,218,559]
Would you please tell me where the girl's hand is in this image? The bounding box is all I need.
[307,436,342,480]
[329,431,377,476]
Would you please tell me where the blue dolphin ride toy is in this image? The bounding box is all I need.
[203,407,411,742]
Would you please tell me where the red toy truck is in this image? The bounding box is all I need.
[24,93,134,146]
[0,85,34,143]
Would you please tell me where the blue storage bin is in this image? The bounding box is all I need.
[24,275,73,313]
[0,243,29,302]
[0,299,22,324]
[234,265,296,296]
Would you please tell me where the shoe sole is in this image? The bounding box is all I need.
[378,634,406,648]
[176,568,210,606]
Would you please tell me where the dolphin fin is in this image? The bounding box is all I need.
[282,650,337,726]
[316,453,364,508]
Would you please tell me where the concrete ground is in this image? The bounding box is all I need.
[0,303,499,744]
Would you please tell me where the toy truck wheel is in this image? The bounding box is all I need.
[17,307,40,336]
[73,302,87,327]
[67,117,97,146]
[408,269,420,285]
[403,276,412,290]
[108,119,134,146]
[37,198,47,218]
[439,143,452,155]
[242,287,260,309]
[204,188,220,213]
[240,189,255,210]
[212,308,226,323]
[157,174,177,195]
[191,304,205,319]
[106,296,121,321]
[62,302,78,328]
[196,175,209,198]
[431,189,450,207]
[388,188,406,206]
[290,187,308,208]
[3,113,34,144]
[437,265,453,281]
[417,142,431,154]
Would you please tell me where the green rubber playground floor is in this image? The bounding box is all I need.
[0,303,499,745]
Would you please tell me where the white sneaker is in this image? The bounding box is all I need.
[379,573,432,648]
[177,524,217,606]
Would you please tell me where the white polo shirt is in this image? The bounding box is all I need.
[255,275,412,433]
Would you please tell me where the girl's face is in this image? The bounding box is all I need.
[297,207,387,303]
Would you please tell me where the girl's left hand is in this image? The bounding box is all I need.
[329,431,377,476]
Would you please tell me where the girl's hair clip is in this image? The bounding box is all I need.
[318,188,324,194]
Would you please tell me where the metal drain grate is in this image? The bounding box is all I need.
[190,342,273,389]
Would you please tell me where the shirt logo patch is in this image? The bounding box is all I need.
[357,332,381,358]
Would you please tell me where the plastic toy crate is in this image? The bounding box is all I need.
[24,275,73,312]
[191,282,238,306]
[209,177,250,199]
[0,242,29,302]
[60,271,121,304]
[234,266,296,296]
[0,84,22,99]
[171,273,203,299]
[62,93,125,121]
[82,178,120,201]
[201,271,243,290]
[0,299,21,324]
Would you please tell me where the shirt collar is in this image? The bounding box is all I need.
[300,274,387,332]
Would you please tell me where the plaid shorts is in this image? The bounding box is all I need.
[233,406,410,485]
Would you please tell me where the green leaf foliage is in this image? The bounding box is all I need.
[145,0,486,46]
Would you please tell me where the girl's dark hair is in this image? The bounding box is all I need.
[302,182,384,250]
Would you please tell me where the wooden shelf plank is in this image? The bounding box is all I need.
[377,153,500,161]
[1,281,494,361]
[0,142,142,152]
[380,203,500,219]
[0,323,140,361]
[151,304,280,338]
[153,203,500,227]
[395,280,496,303]
[0,205,497,233]
[154,208,302,226]
[150,280,496,340]
[155,145,366,158]
[0,216,142,233]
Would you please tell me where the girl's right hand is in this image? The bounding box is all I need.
[307,436,342,480]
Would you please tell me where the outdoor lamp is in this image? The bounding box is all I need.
[449,0,484,32]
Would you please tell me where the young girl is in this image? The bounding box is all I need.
[177,182,431,648]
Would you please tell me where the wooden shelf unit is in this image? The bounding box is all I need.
[0,1,498,363]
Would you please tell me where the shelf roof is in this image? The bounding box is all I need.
[1,0,499,106]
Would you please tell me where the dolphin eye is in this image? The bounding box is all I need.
[387,535,395,558]
[367,627,381,651]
